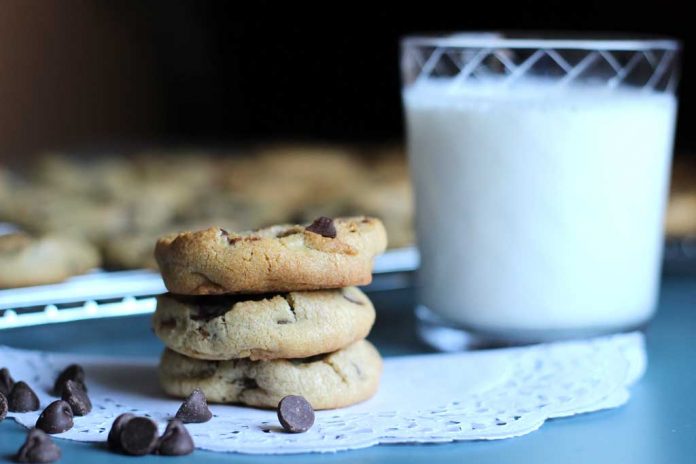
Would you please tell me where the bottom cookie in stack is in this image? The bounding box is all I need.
[153,287,383,410]
[158,340,382,410]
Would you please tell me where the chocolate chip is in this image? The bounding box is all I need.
[0,367,14,396]
[61,380,92,416]
[16,428,61,463]
[175,388,212,423]
[157,419,194,456]
[53,364,87,396]
[219,228,230,236]
[107,413,135,451]
[277,395,315,433]
[8,381,40,412]
[120,417,159,456]
[0,393,7,421]
[36,400,74,434]
[305,216,337,238]
[173,293,276,322]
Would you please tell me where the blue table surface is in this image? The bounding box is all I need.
[1,272,695,463]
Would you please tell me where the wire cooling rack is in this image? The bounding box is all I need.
[0,248,420,330]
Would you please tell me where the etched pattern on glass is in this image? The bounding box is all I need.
[402,44,679,92]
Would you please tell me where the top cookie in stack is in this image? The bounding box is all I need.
[154,216,388,295]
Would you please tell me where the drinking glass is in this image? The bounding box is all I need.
[401,33,681,350]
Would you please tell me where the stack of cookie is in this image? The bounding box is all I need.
[152,216,388,410]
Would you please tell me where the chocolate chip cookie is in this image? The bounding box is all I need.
[152,287,375,361]
[154,216,388,295]
[158,339,382,410]
[0,233,100,288]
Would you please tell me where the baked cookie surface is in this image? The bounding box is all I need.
[0,233,100,288]
[154,216,387,295]
[153,287,375,361]
[158,340,382,410]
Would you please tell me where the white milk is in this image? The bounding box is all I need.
[404,80,677,339]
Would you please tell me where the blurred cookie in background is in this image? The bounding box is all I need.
[0,232,100,288]
[103,218,241,270]
[177,191,290,231]
[0,143,418,280]
[31,153,135,199]
[1,186,132,245]
[223,144,365,207]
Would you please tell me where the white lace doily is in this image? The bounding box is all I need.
[1,333,645,454]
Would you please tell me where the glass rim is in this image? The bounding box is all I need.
[401,32,681,51]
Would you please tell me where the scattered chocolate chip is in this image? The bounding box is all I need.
[219,228,230,236]
[0,367,14,396]
[16,428,61,463]
[277,395,315,433]
[0,393,7,421]
[61,380,92,416]
[305,216,337,238]
[107,413,135,451]
[175,389,212,423]
[8,381,40,412]
[36,400,74,434]
[157,419,194,456]
[53,364,87,396]
[120,417,159,456]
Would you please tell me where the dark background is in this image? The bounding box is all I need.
[0,0,691,161]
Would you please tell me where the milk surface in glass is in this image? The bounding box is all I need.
[404,79,677,340]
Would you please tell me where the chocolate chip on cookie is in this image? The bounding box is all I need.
[8,381,40,412]
[157,419,194,456]
[175,388,212,423]
[16,428,61,463]
[120,417,159,456]
[35,400,74,434]
[107,413,135,451]
[277,395,315,433]
[61,379,92,416]
[53,364,87,396]
[0,367,14,396]
[305,216,337,238]
[0,393,7,421]
[181,293,275,322]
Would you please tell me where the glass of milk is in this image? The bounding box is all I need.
[401,33,681,350]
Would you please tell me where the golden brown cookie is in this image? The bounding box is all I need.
[158,340,382,410]
[152,287,375,361]
[154,216,388,295]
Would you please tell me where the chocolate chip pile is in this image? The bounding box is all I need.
[1,364,199,461]
[0,364,93,463]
